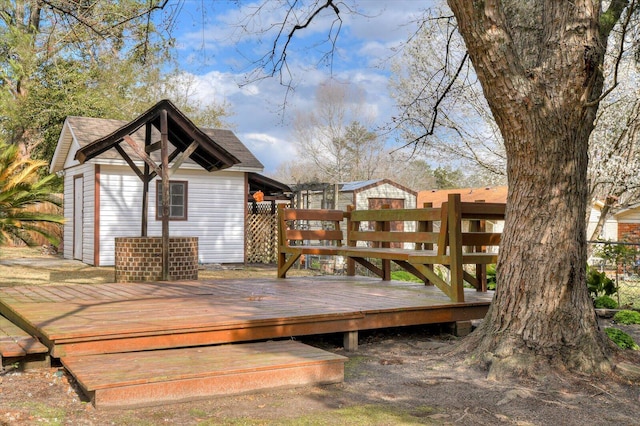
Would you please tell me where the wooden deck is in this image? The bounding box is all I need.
[0,276,492,358]
[0,314,50,370]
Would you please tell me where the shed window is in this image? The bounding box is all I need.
[156,181,188,220]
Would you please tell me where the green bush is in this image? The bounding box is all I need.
[605,327,639,350]
[486,264,496,290]
[613,310,640,325]
[594,295,618,309]
[587,267,616,297]
[391,270,422,283]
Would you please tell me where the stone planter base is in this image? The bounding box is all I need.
[115,237,198,283]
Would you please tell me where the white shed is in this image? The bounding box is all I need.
[293,179,417,211]
[50,101,264,266]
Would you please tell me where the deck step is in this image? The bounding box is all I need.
[61,340,347,409]
[0,315,50,370]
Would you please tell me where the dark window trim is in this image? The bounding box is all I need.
[155,180,188,221]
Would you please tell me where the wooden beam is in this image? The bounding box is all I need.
[145,147,183,182]
[145,141,162,153]
[122,135,162,176]
[114,144,144,181]
[169,140,199,177]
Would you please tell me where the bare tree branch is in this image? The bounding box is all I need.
[585,0,637,107]
[391,51,469,152]
[39,0,169,40]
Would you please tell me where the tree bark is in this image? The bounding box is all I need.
[448,0,616,377]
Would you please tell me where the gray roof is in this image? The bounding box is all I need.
[339,179,384,192]
[62,115,263,170]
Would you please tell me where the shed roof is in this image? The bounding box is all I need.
[248,172,292,195]
[289,179,417,195]
[51,99,263,173]
[340,179,384,192]
[340,179,417,196]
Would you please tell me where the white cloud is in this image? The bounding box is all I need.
[239,132,297,172]
[164,1,440,174]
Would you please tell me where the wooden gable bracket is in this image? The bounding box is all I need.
[168,140,199,177]
[145,140,162,153]
[123,135,163,177]
[120,135,198,180]
[114,144,145,181]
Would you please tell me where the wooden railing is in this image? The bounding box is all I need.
[277,194,505,302]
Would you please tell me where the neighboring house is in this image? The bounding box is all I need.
[588,199,618,242]
[418,185,621,241]
[50,101,265,266]
[418,186,507,234]
[292,179,417,211]
[613,204,640,242]
[418,186,508,208]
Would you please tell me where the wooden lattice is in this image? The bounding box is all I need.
[246,202,286,263]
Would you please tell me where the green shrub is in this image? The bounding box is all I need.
[613,310,640,325]
[391,270,422,283]
[594,295,618,309]
[587,267,616,297]
[605,327,639,350]
[486,264,496,290]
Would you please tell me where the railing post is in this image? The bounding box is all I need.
[379,204,391,280]
[417,202,434,286]
[448,194,464,302]
[471,199,487,291]
[346,205,356,276]
[277,204,287,277]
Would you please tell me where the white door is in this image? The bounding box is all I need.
[73,176,83,260]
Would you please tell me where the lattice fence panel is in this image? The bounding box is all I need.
[246,202,283,264]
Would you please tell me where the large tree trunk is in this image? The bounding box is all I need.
[448,1,615,377]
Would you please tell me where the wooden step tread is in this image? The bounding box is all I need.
[0,316,48,357]
[61,340,347,408]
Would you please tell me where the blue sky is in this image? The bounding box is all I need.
[156,1,435,174]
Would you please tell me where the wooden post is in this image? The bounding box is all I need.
[141,123,151,237]
[448,194,464,302]
[346,205,356,276]
[343,331,358,351]
[160,109,170,281]
[418,202,434,285]
[380,204,391,281]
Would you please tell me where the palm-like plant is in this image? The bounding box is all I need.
[0,142,63,246]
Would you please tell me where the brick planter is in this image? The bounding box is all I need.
[115,237,198,283]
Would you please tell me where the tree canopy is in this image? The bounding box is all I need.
[0,1,232,164]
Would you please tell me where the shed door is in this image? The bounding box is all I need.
[73,176,84,260]
[368,198,404,248]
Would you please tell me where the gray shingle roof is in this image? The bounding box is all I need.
[64,116,263,170]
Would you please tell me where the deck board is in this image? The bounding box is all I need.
[0,276,492,357]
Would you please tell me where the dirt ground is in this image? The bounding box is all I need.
[1,248,640,425]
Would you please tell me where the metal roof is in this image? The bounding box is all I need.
[339,179,384,192]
